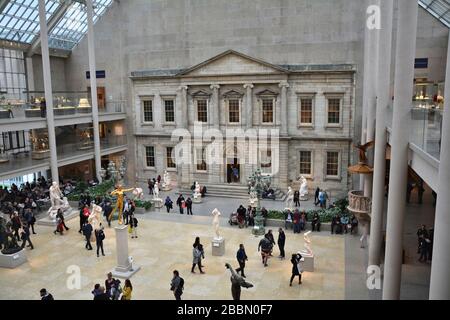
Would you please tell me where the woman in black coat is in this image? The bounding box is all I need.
[289,253,303,286]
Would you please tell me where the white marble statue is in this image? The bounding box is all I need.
[193,181,201,199]
[88,203,104,230]
[48,181,70,218]
[212,208,222,240]
[153,181,160,200]
[132,187,143,200]
[300,231,313,257]
[162,170,171,188]
[285,186,294,209]
[299,176,309,198]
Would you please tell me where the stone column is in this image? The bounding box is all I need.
[210,84,220,129]
[243,83,254,129]
[38,0,58,184]
[112,225,140,278]
[382,0,418,300]
[86,0,102,182]
[369,0,393,267]
[429,32,450,300]
[279,82,289,136]
[178,85,188,128]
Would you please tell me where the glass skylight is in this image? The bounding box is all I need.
[419,0,450,28]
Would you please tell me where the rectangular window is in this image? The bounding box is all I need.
[164,100,175,122]
[327,98,341,124]
[260,150,272,174]
[142,100,153,123]
[300,98,313,124]
[166,147,176,168]
[196,148,207,171]
[197,100,208,122]
[299,151,312,175]
[262,99,274,123]
[228,99,240,123]
[0,48,27,102]
[326,151,339,177]
[145,146,155,167]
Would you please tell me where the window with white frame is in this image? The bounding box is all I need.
[166,146,176,168]
[326,151,339,177]
[164,99,175,123]
[228,99,240,123]
[299,97,314,125]
[262,99,274,123]
[260,149,272,174]
[145,146,155,167]
[0,48,27,102]
[299,151,312,175]
[197,99,208,122]
[327,97,341,125]
[196,147,207,171]
[142,100,153,123]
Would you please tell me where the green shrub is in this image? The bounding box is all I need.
[134,200,152,210]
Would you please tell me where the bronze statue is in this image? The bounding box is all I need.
[348,141,375,175]
[0,216,21,255]
[225,263,253,300]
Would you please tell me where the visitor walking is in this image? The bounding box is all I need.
[170,270,184,300]
[105,272,115,298]
[164,196,173,213]
[191,237,205,273]
[40,288,54,300]
[417,225,428,253]
[186,197,193,215]
[278,228,286,259]
[82,221,93,250]
[122,279,133,300]
[148,178,154,195]
[129,213,138,238]
[104,201,113,227]
[258,236,273,267]
[95,225,105,257]
[314,187,320,206]
[20,223,34,250]
[176,194,185,214]
[235,244,248,277]
[294,190,300,207]
[11,211,21,241]
[289,253,304,286]
[123,198,130,225]
[293,210,301,234]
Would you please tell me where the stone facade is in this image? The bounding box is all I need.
[131,51,354,197]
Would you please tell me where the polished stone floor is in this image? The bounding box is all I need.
[0,213,345,300]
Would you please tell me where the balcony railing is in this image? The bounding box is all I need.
[347,190,371,223]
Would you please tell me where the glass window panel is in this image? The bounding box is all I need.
[197,99,208,122]
[326,152,339,176]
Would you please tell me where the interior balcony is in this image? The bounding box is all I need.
[347,190,372,223]
[0,135,128,181]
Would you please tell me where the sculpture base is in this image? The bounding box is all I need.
[192,197,202,203]
[37,208,78,226]
[150,199,163,208]
[300,196,309,201]
[111,264,141,279]
[252,225,265,236]
[301,254,314,272]
[161,186,172,191]
[211,238,225,256]
[0,249,27,268]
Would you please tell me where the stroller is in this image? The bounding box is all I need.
[228,212,239,226]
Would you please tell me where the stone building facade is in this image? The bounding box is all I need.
[131,50,355,197]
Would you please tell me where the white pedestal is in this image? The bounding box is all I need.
[37,208,78,226]
[192,197,202,203]
[0,249,27,268]
[150,198,163,208]
[111,225,140,278]
[300,196,309,201]
[211,238,225,256]
[161,185,172,191]
[302,255,314,272]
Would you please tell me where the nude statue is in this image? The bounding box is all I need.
[212,208,222,240]
[286,186,294,209]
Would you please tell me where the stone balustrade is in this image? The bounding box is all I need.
[347,190,371,222]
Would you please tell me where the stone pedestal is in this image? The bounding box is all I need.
[0,249,27,268]
[192,197,202,203]
[300,196,309,201]
[211,238,225,256]
[302,255,314,272]
[161,185,172,192]
[37,208,78,226]
[111,225,141,278]
[151,198,163,209]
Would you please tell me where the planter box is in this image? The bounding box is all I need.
[266,219,332,232]
[54,107,76,116]
[76,107,92,114]
[0,110,11,119]
[25,109,42,118]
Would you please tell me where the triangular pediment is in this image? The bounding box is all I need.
[190,89,211,97]
[222,89,244,98]
[178,50,288,77]
[256,89,279,96]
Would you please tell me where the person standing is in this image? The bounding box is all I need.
[258,236,273,267]
[293,210,301,234]
[129,213,138,239]
[164,196,173,213]
[314,187,320,206]
[191,237,205,274]
[312,212,321,232]
[20,223,34,250]
[40,288,54,300]
[105,272,115,298]
[235,244,248,277]
[11,211,21,241]
[122,279,133,300]
[123,198,130,225]
[265,230,276,247]
[176,194,185,214]
[56,208,69,231]
[289,253,304,286]
[82,221,93,250]
[148,178,154,195]
[103,201,113,227]
[93,287,110,300]
[293,190,300,207]
[416,225,428,254]
[170,270,184,300]
[278,228,286,259]
[95,225,105,257]
[186,197,193,215]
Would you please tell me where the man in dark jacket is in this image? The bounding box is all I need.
[186,197,193,215]
[258,237,273,267]
[103,202,113,227]
[95,226,105,257]
[21,223,34,250]
[170,270,183,300]
[83,221,93,250]
[235,244,248,277]
[277,228,286,259]
[176,194,185,214]
[40,288,54,300]
[93,286,110,300]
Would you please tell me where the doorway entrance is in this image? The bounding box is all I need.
[226,158,240,183]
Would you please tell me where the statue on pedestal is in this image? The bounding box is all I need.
[153,181,161,200]
[247,169,271,236]
[132,188,143,200]
[48,181,70,219]
[110,184,135,225]
[88,204,104,231]
[300,231,313,257]
[162,170,171,190]
[299,176,309,200]
[0,215,21,254]
[193,181,201,200]
[285,187,294,209]
[212,208,222,240]
[225,263,254,300]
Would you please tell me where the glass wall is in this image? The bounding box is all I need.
[0,48,27,102]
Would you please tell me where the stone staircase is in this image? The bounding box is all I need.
[179,183,286,201]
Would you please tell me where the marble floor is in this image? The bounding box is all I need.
[0,213,345,300]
